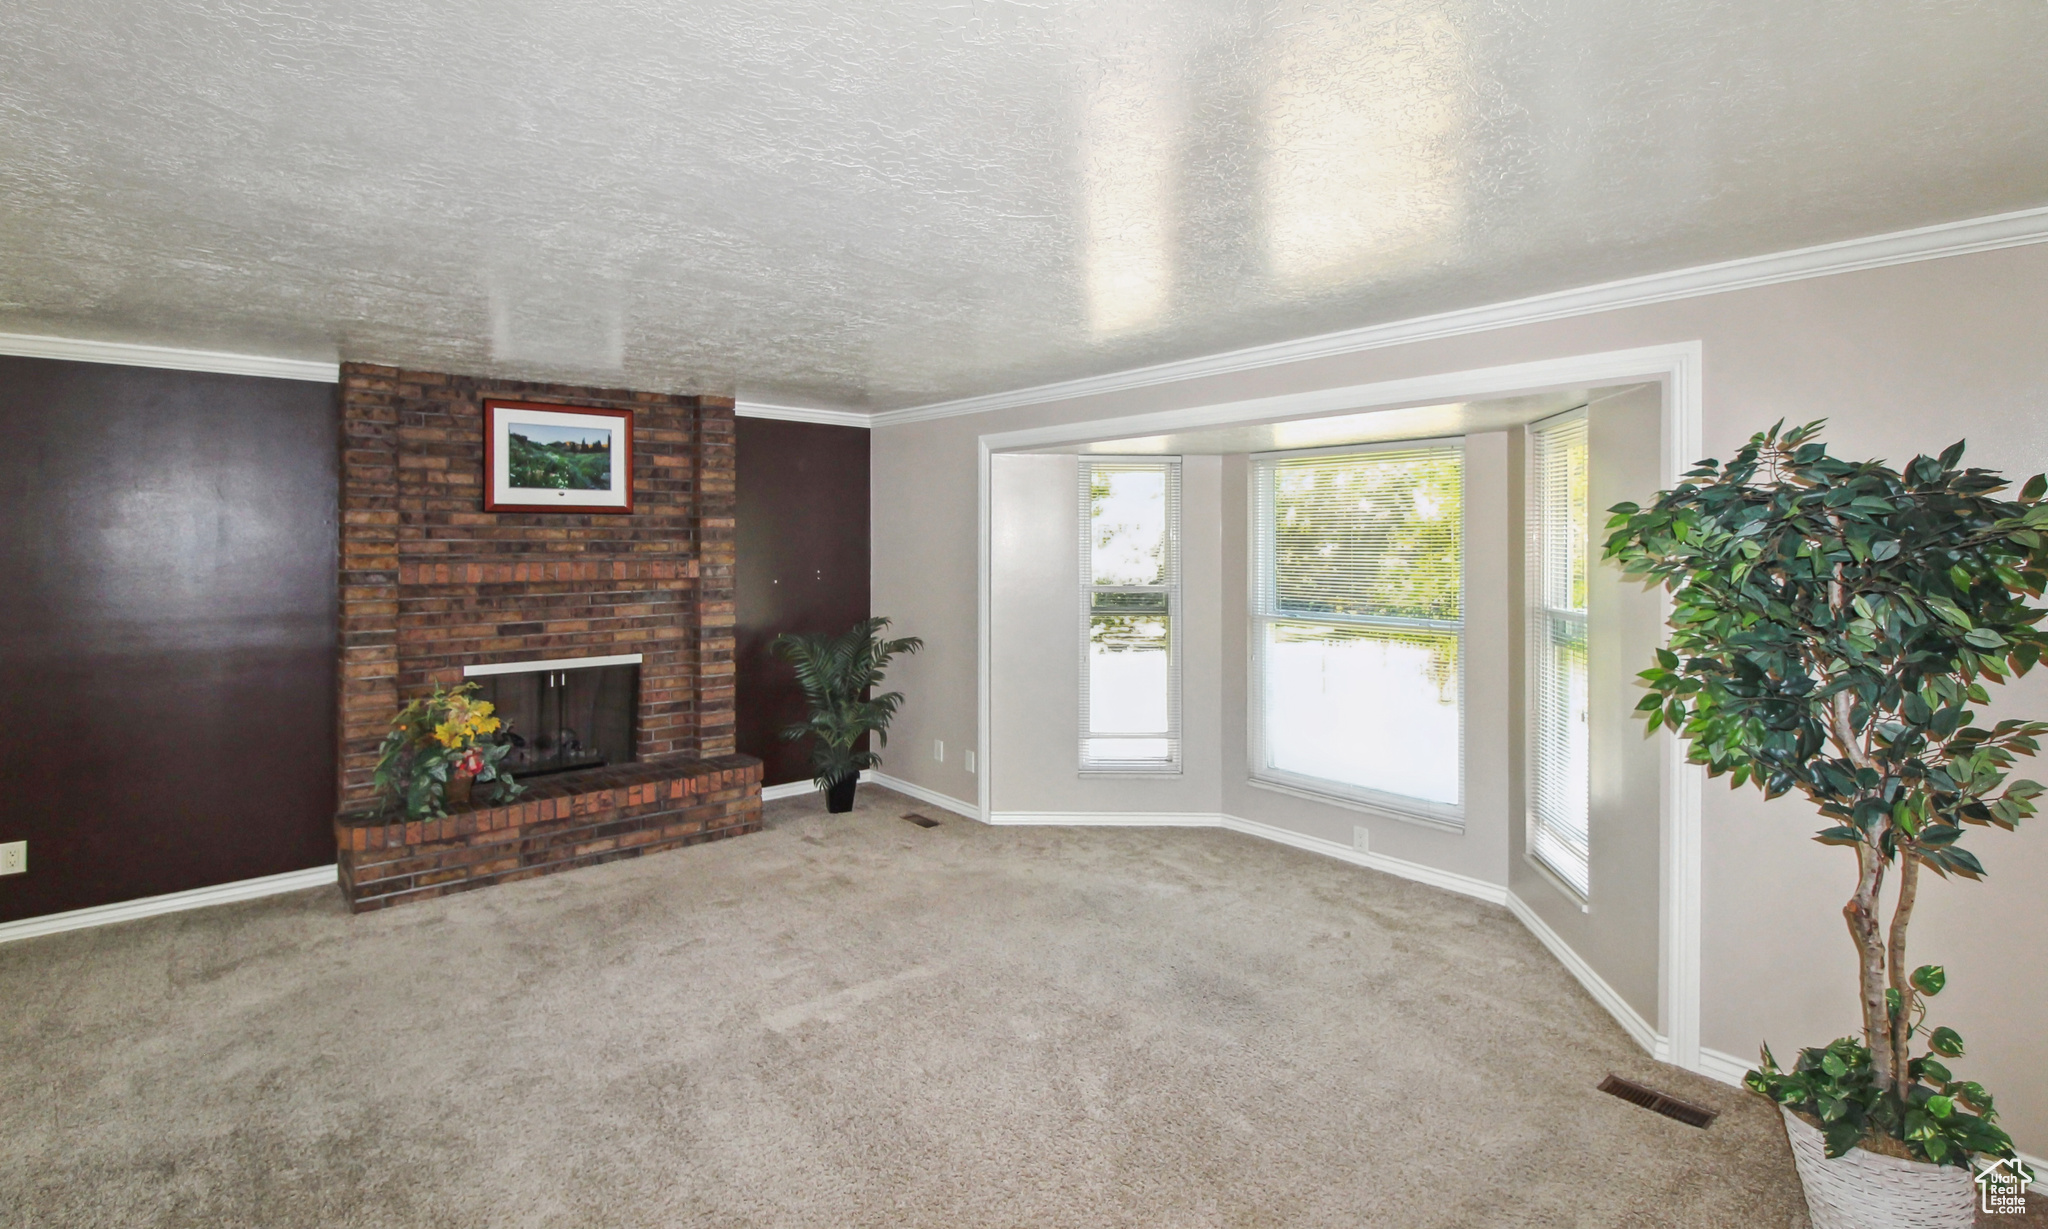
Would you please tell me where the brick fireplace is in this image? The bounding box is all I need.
[333,364,762,911]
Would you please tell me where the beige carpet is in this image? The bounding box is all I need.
[0,785,1997,1227]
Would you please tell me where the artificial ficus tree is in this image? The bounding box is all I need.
[1605,421,2045,1164]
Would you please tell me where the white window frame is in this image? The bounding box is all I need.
[1248,438,1466,829]
[1526,408,1592,905]
[1079,456,1183,774]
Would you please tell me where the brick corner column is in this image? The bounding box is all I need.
[336,361,402,812]
[694,397,738,757]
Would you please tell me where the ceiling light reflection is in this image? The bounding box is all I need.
[1261,4,1470,289]
[1078,53,1183,337]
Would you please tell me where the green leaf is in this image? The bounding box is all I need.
[1924,596,1974,630]
[1926,1094,1954,1119]
[1823,1120,1863,1159]
[1928,1026,1965,1058]
[1911,965,1946,996]
[2023,473,2046,502]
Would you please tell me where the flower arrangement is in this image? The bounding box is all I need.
[372,682,523,819]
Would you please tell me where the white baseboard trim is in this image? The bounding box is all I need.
[980,809,1509,906]
[988,811,1224,827]
[0,864,339,946]
[863,772,984,821]
[761,778,824,802]
[1507,891,1664,1058]
[1218,813,1510,906]
[1694,1046,1756,1088]
[761,769,883,803]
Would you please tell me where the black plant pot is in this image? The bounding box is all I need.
[825,773,858,813]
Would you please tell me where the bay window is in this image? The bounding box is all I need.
[1251,441,1464,824]
[1079,458,1181,772]
[1528,410,1591,898]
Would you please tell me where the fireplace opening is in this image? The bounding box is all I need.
[467,657,639,779]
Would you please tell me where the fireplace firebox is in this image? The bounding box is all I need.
[466,655,639,779]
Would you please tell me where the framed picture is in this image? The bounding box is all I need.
[482,400,634,513]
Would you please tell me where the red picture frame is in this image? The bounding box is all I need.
[482,400,635,514]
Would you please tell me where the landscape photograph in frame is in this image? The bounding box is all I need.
[483,400,635,513]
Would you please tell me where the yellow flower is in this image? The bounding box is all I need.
[433,720,464,748]
[474,715,502,735]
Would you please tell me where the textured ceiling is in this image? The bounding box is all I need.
[3,1,2047,410]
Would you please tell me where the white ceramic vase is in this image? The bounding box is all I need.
[1780,1106,1977,1229]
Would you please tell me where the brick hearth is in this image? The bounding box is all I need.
[335,757,761,911]
[334,364,762,908]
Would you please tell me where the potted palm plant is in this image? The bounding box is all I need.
[773,617,923,812]
[1606,421,2038,1226]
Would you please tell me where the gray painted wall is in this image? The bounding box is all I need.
[872,241,2048,1156]
[989,453,1222,815]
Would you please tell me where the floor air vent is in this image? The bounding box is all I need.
[902,813,941,828]
[1597,1075,1718,1128]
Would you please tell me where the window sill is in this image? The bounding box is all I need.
[1244,775,1464,833]
[1078,767,1183,778]
[1523,851,1591,912]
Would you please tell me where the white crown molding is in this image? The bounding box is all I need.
[0,864,337,946]
[876,203,2048,428]
[0,331,341,383]
[735,399,874,428]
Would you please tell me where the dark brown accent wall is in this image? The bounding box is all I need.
[0,356,339,922]
[336,366,738,812]
[735,417,870,787]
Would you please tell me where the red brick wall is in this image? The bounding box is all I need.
[337,364,736,812]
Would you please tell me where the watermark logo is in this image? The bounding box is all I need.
[1975,1157,2031,1216]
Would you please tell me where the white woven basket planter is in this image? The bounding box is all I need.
[1781,1107,1976,1229]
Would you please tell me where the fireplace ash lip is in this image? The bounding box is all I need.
[462,652,644,677]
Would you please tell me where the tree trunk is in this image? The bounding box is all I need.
[1845,839,1894,1088]
[1886,852,1922,1097]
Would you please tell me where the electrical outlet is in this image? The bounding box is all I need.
[933,739,944,762]
[964,749,976,774]
[0,841,24,876]
[1352,826,1370,855]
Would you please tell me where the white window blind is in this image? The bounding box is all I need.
[1529,411,1591,898]
[1251,440,1464,823]
[1079,458,1181,771]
